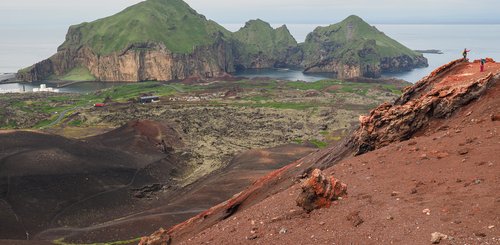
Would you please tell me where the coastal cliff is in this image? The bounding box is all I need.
[301,15,428,78]
[17,1,427,82]
[17,0,234,82]
[232,19,301,69]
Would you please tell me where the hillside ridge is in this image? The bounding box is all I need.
[139,59,500,244]
[17,0,427,82]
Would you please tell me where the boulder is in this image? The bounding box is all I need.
[139,228,171,245]
[296,169,347,212]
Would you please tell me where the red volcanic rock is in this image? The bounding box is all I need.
[351,59,499,155]
[296,169,347,212]
[139,228,171,245]
[141,59,500,245]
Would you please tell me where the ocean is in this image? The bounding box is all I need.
[1,24,499,83]
[230,24,500,82]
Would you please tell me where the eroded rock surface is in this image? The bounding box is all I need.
[352,59,499,154]
[296,169,347,212]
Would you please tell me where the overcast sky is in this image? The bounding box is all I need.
[1,0,498,29]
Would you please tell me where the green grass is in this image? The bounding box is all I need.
[68,120,83,127]
[285,80,342,90]
[48,95,78,102]
[33,118,54,129]
[238,101,318,110]
[53,237,141,245]
[309,139,328,148]
[301,15,422,67]
[96,82,167,102]
[319,130,329,136]
[234,80,278,90]
[3,120,18,129]
[285,79,401,97]
[243,95,270,101]
[233,19,297,66]
[60,0,230,55]
[53,66,96,81]
[1,78,405,129]
[381,84,403,95]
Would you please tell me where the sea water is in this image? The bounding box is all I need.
[1,24,499,88]
[228,24,500,82]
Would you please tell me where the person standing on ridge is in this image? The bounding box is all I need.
[480,58,486,72]
[462,48,470,61]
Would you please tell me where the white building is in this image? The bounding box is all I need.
[33,84,60,93]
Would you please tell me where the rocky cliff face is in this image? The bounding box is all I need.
[17,0,236,82]
[351,59,498,154]
[17,1,427,82]
[18,38,234,82]
[232,20,301,70]
[301,15,428,78]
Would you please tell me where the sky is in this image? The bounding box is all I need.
[1,0,498,29]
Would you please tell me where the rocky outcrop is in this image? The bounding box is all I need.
[301,15,428,78]
[296,169,347,213]
[351,59,498,155]
[139,228,171,245]
[18,39,234,82]
[233,20,301,70]
[380,54,428,73]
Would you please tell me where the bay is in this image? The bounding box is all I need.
[1,24,499,91]
[227,24,500,82]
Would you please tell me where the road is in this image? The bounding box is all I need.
[42,105,82,128]
[41,83,183,129]
[163,84,185,92]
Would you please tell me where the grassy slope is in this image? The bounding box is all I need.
[60,0,230,55]
[0,79,406,129]
[48,66,96,81]
[301,15,421,65]
[233,19,297,58]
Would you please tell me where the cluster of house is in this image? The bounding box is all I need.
[32,84,60,92]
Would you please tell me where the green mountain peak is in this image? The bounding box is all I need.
[60,0,229,55]
[342,15,364,22]
[233,18,298,68]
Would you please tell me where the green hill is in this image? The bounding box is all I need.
[59,0,230,55]
[233,19,299,69]
[301,15,427,77]
[18,3,427,82]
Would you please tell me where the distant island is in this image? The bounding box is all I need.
[17,0,428,83]
[414,49,443,54]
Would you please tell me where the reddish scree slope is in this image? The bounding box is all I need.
[141,59,500,244]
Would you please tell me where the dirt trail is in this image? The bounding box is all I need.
[437,60,500,87]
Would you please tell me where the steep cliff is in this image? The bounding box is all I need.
[17,0,235,82]
[17,1,427,82]
[352,59,497,154]
[301,15,428,78]
[233,20,301,69]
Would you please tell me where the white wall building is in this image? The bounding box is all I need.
[33,84,60,93]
